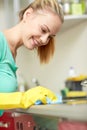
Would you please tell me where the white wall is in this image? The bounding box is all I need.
[0,0,7,30]
[0,0,15,30]
[16,21,87,93]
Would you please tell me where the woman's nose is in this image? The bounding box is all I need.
[40,34,49,45]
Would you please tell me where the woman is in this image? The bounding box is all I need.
[0,0,64,115]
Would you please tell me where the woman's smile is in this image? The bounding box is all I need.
[31,37,39,48]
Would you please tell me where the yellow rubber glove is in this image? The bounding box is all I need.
[0,92,23,109]
[0,86,57,109]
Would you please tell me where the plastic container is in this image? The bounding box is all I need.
[63,0,71,15]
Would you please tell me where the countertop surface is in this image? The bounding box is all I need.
[16,104,87,121]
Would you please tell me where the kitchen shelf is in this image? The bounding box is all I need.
[60,14,87,32]
[64,14,87,20]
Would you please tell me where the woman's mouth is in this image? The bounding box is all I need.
[32,38,39,47]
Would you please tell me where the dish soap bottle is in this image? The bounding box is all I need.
[68,66,76,78]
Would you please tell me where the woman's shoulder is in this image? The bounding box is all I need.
[0,32,4,39]
[0,32,6,47]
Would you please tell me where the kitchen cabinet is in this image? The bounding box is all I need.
[0,112,37,130]
[15,104,87,130]
[0,104,87,130]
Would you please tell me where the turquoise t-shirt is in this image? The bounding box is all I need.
[0,32,18,92]
[0,32,18,116]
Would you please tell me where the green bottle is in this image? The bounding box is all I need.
[71,0,83,15]
[80,0,86,14]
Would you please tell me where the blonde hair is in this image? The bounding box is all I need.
[19,0,64,64]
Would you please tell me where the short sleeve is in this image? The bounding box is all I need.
[0,32,4,61]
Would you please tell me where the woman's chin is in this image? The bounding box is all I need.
[24,43,36,50]
[26,45,35,50]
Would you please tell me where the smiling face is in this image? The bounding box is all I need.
[21,8,62,50]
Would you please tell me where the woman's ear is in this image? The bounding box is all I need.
[23,8,34,21]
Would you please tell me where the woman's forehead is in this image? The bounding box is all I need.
[29,8,62,33]
[35,7,57,16]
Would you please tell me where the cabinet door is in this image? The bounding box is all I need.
[0,112,15,130]
[0,112,37,130]
[58,120,87,130]
[14,113,37,130]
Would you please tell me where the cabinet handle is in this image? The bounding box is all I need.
[0,121,9,128]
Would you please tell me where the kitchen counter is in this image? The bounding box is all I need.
[16,104,87,122]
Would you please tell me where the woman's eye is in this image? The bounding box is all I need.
[48,35,50,38]
[41,28,46,33]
